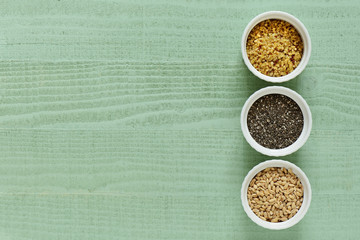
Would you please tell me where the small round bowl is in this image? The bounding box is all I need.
[241,11,311,83]
[241,159,312,230]
[240,86,312,156]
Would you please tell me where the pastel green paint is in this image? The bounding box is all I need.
[0,0,359,239]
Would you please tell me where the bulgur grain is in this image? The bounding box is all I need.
[246,19,303,77]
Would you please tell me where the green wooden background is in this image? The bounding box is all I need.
[0,0,359,239]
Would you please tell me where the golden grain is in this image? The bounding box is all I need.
[247,167,304,222]
[246,19,304,77]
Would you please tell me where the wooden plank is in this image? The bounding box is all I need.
[0,193,358,240]
[0,62,359,129]
[0,1,358,62]
[0,129,358,195]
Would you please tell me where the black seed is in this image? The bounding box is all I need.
[247,94,304,149]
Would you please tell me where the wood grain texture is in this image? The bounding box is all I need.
[0,0,359,63]
[0,62,358,130]
[0,194,358,240]
[0,129,359,195]
[0,0,359,239]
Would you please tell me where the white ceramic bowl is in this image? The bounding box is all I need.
[240,86,312,156]
[241,159,312,230]
[241,11,311,83]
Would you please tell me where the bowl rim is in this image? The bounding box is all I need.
[241,11,312,83]
[241,159,312,230]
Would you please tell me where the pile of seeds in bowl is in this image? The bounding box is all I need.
[246,19,304,77]
[247,94,304,149]
[247,167,303,222]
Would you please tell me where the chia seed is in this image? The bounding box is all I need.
[247,94,304,149]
